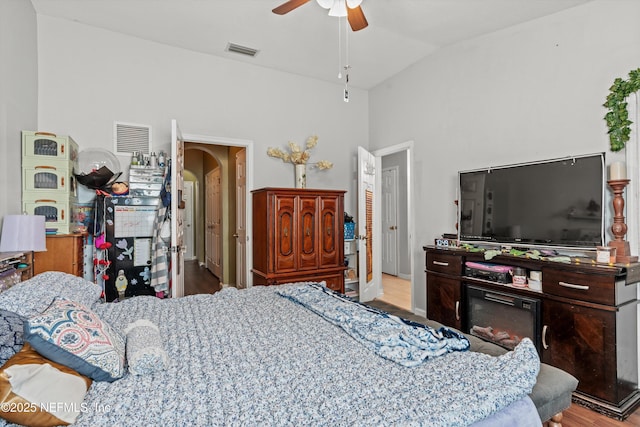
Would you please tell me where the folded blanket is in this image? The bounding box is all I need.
[278,283,470,367]
[6,363,88,424]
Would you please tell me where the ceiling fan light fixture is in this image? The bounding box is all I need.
[328,0,347,17]
[316,0,333,9]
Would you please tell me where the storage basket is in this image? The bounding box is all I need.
[344,222,355,240]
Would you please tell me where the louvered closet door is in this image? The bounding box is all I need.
[297,195,318,270]
[274,194,296,272]
[319,194,341,267]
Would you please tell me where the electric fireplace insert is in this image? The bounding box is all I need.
[465,284,541,354]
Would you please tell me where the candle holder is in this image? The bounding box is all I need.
[607,179,638,263]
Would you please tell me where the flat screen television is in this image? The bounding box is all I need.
[457,153,605,250]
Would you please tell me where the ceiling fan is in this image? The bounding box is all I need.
[272,0,368,32]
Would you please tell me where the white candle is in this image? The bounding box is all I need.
[609,161,627,180]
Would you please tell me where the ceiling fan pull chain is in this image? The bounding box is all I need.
[345,15,349,66]
[337,17,342,79]
[343,18,351,102]
[344,70,350,102]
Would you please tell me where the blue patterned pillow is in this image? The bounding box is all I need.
[0,272,102,318]
[0,309,25,365]
[24,297,126,382]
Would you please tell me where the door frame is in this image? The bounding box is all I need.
[373,141,415,314]
[182,132,254,288]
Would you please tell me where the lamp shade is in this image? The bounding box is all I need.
[0,215,47,252]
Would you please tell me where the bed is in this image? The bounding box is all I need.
[0,272,546,426]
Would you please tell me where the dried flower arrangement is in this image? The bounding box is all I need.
[267,135,333,170]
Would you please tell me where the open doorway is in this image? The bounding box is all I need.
[180,135,252,294]
[373,143,413,312]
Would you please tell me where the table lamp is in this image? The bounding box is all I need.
[0,214,47,253]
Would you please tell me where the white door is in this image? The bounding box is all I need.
[358,146,380,302]
[170,119,185,298]
[235,148,247,289]
[381,167,398,275]
[183,180,195,260]
[205,171,215,272]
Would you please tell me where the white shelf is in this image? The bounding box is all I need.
[344,238,359,299]
[344,289,359,299]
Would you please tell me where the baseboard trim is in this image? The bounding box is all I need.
[413,308,427,318]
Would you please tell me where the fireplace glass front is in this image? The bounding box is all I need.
[465,284,541,354]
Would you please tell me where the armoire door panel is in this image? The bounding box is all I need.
[298,196,318,269]
[320,195,340,267]
[274,196,296,271]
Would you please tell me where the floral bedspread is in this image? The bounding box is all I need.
[38,283,539,426]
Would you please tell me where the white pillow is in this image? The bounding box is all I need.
[124,319,168,375]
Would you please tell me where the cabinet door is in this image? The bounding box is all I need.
[34,235,83,276]
[319,194,341,267]
[274,195,296,272]
[297,195,318,270]
[542,299,617,403]
[426,273,462,330]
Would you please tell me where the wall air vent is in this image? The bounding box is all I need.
[226,42,259,57]
[114,122,151,155]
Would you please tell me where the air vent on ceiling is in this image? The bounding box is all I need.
[226,42,259,57]
[114,122,151,155]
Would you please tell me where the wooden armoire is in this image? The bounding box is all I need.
[252,188,346,293]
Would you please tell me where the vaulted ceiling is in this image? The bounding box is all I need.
[30,0,592,89]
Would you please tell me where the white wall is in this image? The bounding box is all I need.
[369,0,640,314]
[35,15,369,214]
[0,0,38,221]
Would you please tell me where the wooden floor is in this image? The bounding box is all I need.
[377,273,411,311]
[183,260,221,295]
[561,403,640,426]
[183,266,640,426]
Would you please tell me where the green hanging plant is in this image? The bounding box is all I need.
[604,68,640,152]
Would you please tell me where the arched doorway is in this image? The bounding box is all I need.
[183,143,248,291]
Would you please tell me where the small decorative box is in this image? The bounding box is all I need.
[596,246,616,264]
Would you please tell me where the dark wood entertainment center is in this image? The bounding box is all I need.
[424,245,640,420]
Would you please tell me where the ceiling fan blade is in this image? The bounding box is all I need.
[272,0,312,15]
[347,5,368,31]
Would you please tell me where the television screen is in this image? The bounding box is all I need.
[458,153,605,249]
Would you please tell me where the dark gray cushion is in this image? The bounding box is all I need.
[530,363,578,422]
